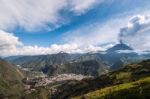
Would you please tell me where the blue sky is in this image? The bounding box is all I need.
[12,0,149,46]
[0,0,150,56]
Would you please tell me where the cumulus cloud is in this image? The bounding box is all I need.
[0,30,105,56]
[119,15,150,50]
[0,0,101,32]
[0,0,105,56]
[0,30,22,46]
[0,30,22,56]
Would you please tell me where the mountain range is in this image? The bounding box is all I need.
[5,43,150,77]
[0,44,150,98]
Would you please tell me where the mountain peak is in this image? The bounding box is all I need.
[106,43,133,52]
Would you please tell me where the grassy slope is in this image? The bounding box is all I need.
[0,59,24,98]
[73,60,150,99]
[74,77,150,99]
[22,87,50,99]
[0,59,51,99]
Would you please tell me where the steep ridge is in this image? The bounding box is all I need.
[0,58,24,82]
[6,53,108,76]
[7,53,73,70]
[52,59,108,76]
[0,59,24,98]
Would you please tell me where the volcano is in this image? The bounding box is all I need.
[106,43,133,52]
[104,43,135,70]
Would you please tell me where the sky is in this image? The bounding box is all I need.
[0,0,150,56]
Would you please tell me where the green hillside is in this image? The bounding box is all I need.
[73,59,150,99]
[51,59,150,99]
[22,87,50,99]
[0,59,24,98]
[74,77,150,99]
[0,59,52,99]
[0,58,150,99]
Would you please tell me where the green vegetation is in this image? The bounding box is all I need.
[51,59,150,99]
[56,60,107,76]
[23,87,50,99]
[0,58,150,99]
[0,59,24,98]
[8,53,108,76]
[74,77,150,99]
[0,59,51,99]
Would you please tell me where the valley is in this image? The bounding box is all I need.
[0,1,150,99]
[0,43,150,99]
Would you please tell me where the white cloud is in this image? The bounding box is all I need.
[0,30,22,56]
[0,30,105,56]
[62,16,128,48]
[0,1,150,56]
[119,15,150,50]
[68,0,101,15]
[0,0,101,32]
[62,9,150,51]
[16,44,104,56]
[0,30,22,46]
[1,14,150,56]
